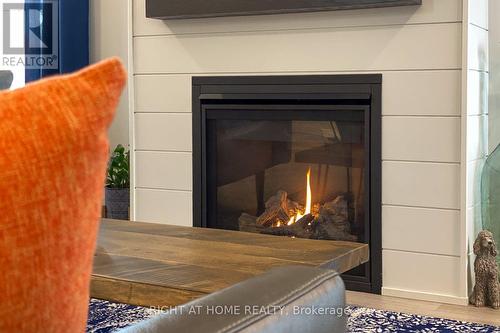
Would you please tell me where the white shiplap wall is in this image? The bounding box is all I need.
[464,0,489,296]
[90,0,131,149]
[490,0,500,152]
[130,0,481,304]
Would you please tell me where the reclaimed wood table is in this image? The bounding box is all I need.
[91,219,369,308]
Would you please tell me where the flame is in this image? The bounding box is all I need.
[305,168,312,215]
[287,168,312,226]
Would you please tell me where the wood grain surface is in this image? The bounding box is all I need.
[91,219,369,307]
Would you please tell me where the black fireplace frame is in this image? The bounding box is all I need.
[192,75,382,294]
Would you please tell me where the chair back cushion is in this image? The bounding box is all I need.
[120,266,346,333]
[0,70,13,90]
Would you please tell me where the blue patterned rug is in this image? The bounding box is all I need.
[87,299,500,333]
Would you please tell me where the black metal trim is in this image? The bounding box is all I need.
[192,85,203,227]
[369,83,383,294]
[192,74,382,294]
[193,75,382,86]
[203,104,368,121]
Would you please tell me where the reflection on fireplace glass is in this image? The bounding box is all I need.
[214,117,365,243]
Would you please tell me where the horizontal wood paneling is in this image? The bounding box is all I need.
[134,70,462,116]
[135,75,191,112]
[466,115,488,161]
[464,2,489,301]
[382,206,460,256]
[467,206,483,255]
[383,70,461,116]
[466,159,485,208]
[489,0,500,153]
[135,151,192,190]
[134,0,461,36]
[382,117,461,162]
[468,24,488,72]
[135,113,192,151]
[135,189,192,226]
[134,23,461,74]
[383,250,462,296]
[469,0,488,30]
[382,161,460,209]
[132,0,467,302]
[467,252,476,294]
[467,70,488,116]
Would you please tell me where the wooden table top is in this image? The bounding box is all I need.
[91,219,369,308]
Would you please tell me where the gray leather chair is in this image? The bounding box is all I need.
[120,266,346,333]
[0,70,13,90]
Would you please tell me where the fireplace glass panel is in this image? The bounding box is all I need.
[209,111,367,246]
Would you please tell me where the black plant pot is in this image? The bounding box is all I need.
[105,187,130,220]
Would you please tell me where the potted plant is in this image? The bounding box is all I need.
[105,144,130,220]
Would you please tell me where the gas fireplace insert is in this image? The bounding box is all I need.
[192,75,381,293]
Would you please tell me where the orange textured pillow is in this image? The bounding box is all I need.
[0,58,126,333]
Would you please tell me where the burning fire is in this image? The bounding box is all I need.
[287,168,312,226]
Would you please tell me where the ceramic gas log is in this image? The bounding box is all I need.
[239,191,357,241]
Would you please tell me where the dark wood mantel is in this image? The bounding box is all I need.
[91,219,369,308]
[146,0,422,20]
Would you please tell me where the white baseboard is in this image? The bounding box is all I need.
[382,287,469,306]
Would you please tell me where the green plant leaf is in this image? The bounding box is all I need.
[106,144,130,188]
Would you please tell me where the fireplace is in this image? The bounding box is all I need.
[193,75,381,293]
